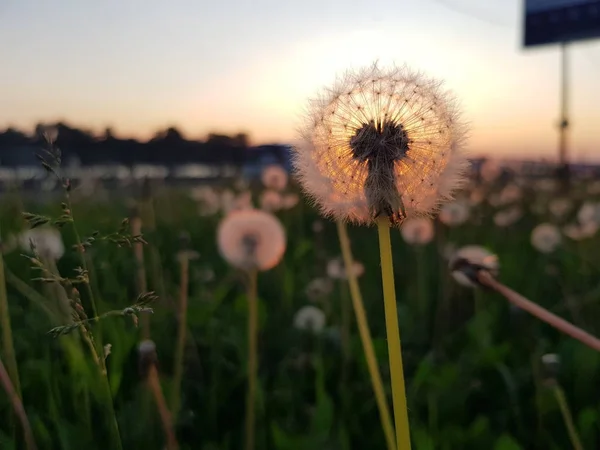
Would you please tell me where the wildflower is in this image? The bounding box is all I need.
[449,245,499,288]
[293,305,326,333]
[439,200,470,226]
[548,198,572,220]
[535,178,558,193]
[220,189,236,213]
[217,209,286,271]
[18,227,64,261]
[400,217,434,245]
[294,63,468,225]
[577,202,600,225]
[498,185,522,205]
[281,193,300,210]
[305,277,334,302]
[190,186,220,215]
[233,191,253,211]
[479,159,502,183]
[259,190,283,212]
[563,222,598,241]
[531,223,561,254]
[326,256,365,280]
[261,164,288,191]
[493,206,523,227]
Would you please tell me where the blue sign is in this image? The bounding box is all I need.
[523,0,600,47]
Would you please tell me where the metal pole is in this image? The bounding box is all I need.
[558,42,570,181]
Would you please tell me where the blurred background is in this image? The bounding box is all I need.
[0,1,599,449]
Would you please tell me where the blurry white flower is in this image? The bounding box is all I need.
[217,209,286,271]
[305,277,334,302]
[260,190,283,212]
[498,185,522,205]
[261,165,288,191]
[220,189,236,214]
[479,159,502,183]
[294,62,468,225]
[535,178,558,193]
[326,257,364,280]
[439,201,470,226]
[232,191,253,211]
[493,207,523,227]
[18,227,64,260]
[190,186,221,216]
[563,222,598,241]
[577,202,600,225]
[548,198,573,220]
[469,188,485,206]
[531,223,561,253]
[281,193,300,210]
[449,245,499,288]
[400,218,434,245]
[293,305,326,333]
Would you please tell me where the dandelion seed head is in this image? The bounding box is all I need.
[281,193,300,210]
[217,209,286,271]
[294,62,469,225]
[449,245,499,288]
[563,221,598,240]
[18,227,64,261]
[400,217,434,245]
[326,256,365,280]
[439,200,470,226]
[531,223,561,254]
[493,206,523,227]
[293,305,326,333]
[261,164,288,191]
[577,201,600,225]
[479,159,502,183]
[260,189,283,212]
[548,197,572,219]
[305,277,334,302]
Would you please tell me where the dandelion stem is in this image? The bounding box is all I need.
[336,220,396,450]
[147,364,179,450]
[131,214,150,338]
[245,270,259,450]
[478,271,600,352]
[171,251,190,419]
[376,216,412,450]
[0,356,36,450]
[0,250,20,398]
[552,383,583,450]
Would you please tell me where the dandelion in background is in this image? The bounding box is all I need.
[498,185,522,206]
[549,198,573,220]
[449,245,499,288]
[216,209,286,450]
[281,193,300,210]
[220,189,236,214]
[577,201,600,226]
[233,191,253,211]
[493,206,523,228]
[438,200,469,226]
[259,190,283,212]
[294,62,468,450]
[293,305,326,333]
[531,224,561,254]
[261,164,288,191]
[563,222,598,241]
[326,256,365,280]
[534,178,558,193]
[479,159,502,183]
[400,218,434,245]
[305,277,334,302]
[18,227,64,261]
[190,186,220,216]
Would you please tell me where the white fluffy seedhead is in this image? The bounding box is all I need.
[217,209,286,271]
[294,62,469,226]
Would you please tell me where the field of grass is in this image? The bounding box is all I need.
[1,163,600,450]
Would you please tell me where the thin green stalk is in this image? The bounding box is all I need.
[171,252,190,419]
[0,251,20,397]
[245,270,259,450]
[336,220,396,450]
[552,384,583,450]
[376,216,412,450]
[0,356,36,450]
[4,267,58,323]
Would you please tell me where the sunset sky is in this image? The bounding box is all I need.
[1,0,599,162]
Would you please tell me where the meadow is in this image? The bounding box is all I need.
[1,159,600,450]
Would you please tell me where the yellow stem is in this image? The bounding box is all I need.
[336,220,396,450]
[376,216,412,450]
[552,384,583,450]
[245,270,258,450]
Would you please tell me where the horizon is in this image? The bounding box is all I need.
[1,0,600,163]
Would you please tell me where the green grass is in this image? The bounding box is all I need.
[0,175,599,450]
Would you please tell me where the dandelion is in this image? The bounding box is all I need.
[577,201,600,226]
[294,63,468,225]
[493,207,523,227]
[217,209,286,450]
[305,277,334,302]
[449,245,499,288]
[261,164,288,191]
[220,189,236,214]
[479,159,502,183]
[294,62,468,450]
[233,191,253,211]
[498,185,522,205]
[563,222,598,241]
[549,198,573,220]
[191,186,220,216]
[259,190,283,212]
[531,224,561,254]
[293,305,326,333]
[281,193,300,210]
[438,200,469,226]
[400,218,434,245]
[18,227,64,261]
[326,256,365,280]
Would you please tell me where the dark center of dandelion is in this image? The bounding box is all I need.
[349,119,410,163]
[241,234,259,259]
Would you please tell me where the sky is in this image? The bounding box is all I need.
[1,0,599,162]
